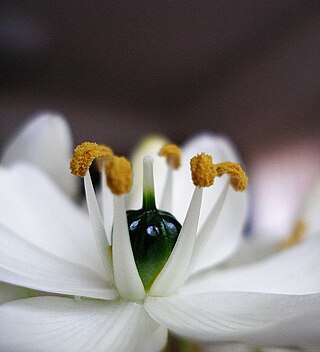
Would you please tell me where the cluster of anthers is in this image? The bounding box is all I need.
[70,141,248,295]
[70,142,247,193]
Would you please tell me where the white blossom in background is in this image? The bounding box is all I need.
[0,116,319,352]
[226,170,320,268]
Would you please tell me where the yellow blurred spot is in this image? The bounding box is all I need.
[279,220,306,249]
[159,144,181,169]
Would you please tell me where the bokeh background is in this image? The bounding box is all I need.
[1,0,320,236]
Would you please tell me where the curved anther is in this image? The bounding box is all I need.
[70,142,113,177]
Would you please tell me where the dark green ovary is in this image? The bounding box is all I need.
[127,209,181,290]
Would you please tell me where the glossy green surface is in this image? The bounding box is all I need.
[127,192,181,290]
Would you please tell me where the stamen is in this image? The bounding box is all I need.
[100,163,113,243]
[105,156,133,195]
[215,162,248,191]
[143,156,156,210]
[279,220,306,249]
[190,153,248,191]
[159,144,181,169]
[190,153,217,187]
[70,142,113,177]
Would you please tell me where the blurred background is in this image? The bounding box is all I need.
[0,0,320,236]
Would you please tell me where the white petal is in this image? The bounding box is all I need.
[149,188,202,296]
[112,196,145,299]
[0,223,117,300]
[0,163,106,277]
[172,134,244,225]
[191,182,248,273]
[183,234,320,295]
[202,342,305,352]
[224,234,280,268]
[202,342,253,352]
[127,135,169,210]
[137,310,168,352]
[1,113,78,197]
[145,292,320,347]
[0,297,160,352]
[0,282,30,304]
[247,310,320,349]
[299,176,320,236]
[84,173,113,279]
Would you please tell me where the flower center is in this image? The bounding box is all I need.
[70,141,248,294]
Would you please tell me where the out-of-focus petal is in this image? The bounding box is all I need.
[127,135,169,210]
[0,297,154,352]
[171,134,245,225]
[183,234,320,295]
[224,235,280,268]
[145,292,320,348]
[1,113,78,197]
[299,176,320,236]
[0,223,117,300]
[0,164,106,277]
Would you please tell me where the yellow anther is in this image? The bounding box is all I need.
[70,142,113,177]
[279,220,306,249]
[105,156,133,195]
[190,154,248,191]
[158,144,181,169]
[215,162,248,192]
[190,153,217,187]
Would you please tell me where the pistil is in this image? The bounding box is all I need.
[142,156,157,210]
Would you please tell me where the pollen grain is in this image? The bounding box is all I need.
[70,142,113,177]
[159,144,181,169]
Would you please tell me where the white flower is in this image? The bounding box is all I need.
[0,124,319,352]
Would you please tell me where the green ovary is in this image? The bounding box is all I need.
[127,192,181,290]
